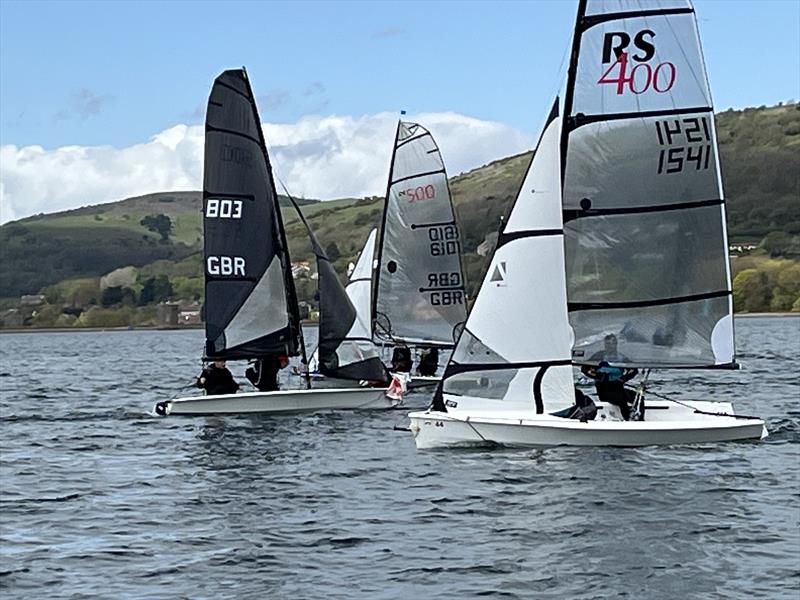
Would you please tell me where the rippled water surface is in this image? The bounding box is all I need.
[1,318,799,599]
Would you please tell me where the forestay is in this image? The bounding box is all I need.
[291,205,387,382]
[562,0,735,368]
[434,103,574,416]
[203,69,301,360]
[374,122,467,347]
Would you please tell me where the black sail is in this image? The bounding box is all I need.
[288,199,388,382]
[203,69,301,360]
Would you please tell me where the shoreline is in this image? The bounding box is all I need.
[0,321,322,334]
[0,315,794,335]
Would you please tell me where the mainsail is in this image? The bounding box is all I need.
[202,69,301,360]
[374,121,467,347]
[434,102,574,415]
[561,0,735,368]
[291,207,387,382]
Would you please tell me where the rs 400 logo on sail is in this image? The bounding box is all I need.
[598,30,675,95]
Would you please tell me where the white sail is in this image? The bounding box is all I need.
[437,103,574,416]
[345,228,377,341]
[374,122,467,347]
[562,0,735,367]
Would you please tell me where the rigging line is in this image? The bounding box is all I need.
[622,383,762,420]
[464,417,491,443]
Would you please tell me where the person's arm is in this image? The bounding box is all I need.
[621,367,638,382]
[196,369,207,388]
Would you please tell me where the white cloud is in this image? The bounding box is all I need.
[0,112,534,224]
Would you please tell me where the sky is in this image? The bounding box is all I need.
[1,0,799,223]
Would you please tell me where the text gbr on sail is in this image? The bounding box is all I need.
[207,256,246,276]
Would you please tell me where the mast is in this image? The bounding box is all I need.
[372,119,402,340]
[243,68,306,367]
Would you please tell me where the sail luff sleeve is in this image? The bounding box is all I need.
[202,69,296,360]
[561,0,735,368]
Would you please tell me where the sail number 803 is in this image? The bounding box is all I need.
[206,198,243,219]
[429,225,460,256]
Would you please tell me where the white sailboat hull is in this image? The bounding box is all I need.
[156,387,398,417]
[408,399,767,449]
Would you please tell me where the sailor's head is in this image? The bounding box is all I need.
[278,355,289,368]
[603,334,618,354]
[213,360,226,369]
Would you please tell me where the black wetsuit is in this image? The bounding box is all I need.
[245,357,281,392]
[196,365,239,396]
[417,349,439,377]
[391,347,412,373]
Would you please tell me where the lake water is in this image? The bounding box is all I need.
[1,317,798,599]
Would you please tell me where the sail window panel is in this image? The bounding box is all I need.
[569,295,733,367]
[563,112,719,210]
[564,205,729,304]
[573,14,710,117]
[443,365,574,414]
[377,171,466,345]
[452,236,573,365]
[390,127,445,183]
[584,0,691,17]
[223,256,289,350]
[504,116,563,234]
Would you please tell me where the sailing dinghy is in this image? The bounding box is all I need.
[155,69,401,417]
[408,0,767,448]
[372,121,468,385]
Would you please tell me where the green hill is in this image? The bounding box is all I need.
[1,102,798,319]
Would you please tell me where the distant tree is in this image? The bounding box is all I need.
[140,214,173,241]
[101,286,136,307]
[325,241,341,261]
[138,275,173,305]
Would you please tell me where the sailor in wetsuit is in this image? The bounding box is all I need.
[416,348,439,377]
[581,334,641,421]
[245,355,289,392]
[196,360,239,396]
[390,346,412,373]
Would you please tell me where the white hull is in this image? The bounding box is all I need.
[156,387,398,416]
[408,399,767,449]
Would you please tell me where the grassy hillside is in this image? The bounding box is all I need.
[1,102,798,310]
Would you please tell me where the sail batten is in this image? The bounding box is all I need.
[374,121,467,347]
[202,69,300,361]
[561,0,735,368]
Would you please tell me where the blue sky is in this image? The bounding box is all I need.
[0,0,798,223]
[2,0,798,149]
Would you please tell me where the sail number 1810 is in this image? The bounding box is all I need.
[429,225,460,256]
